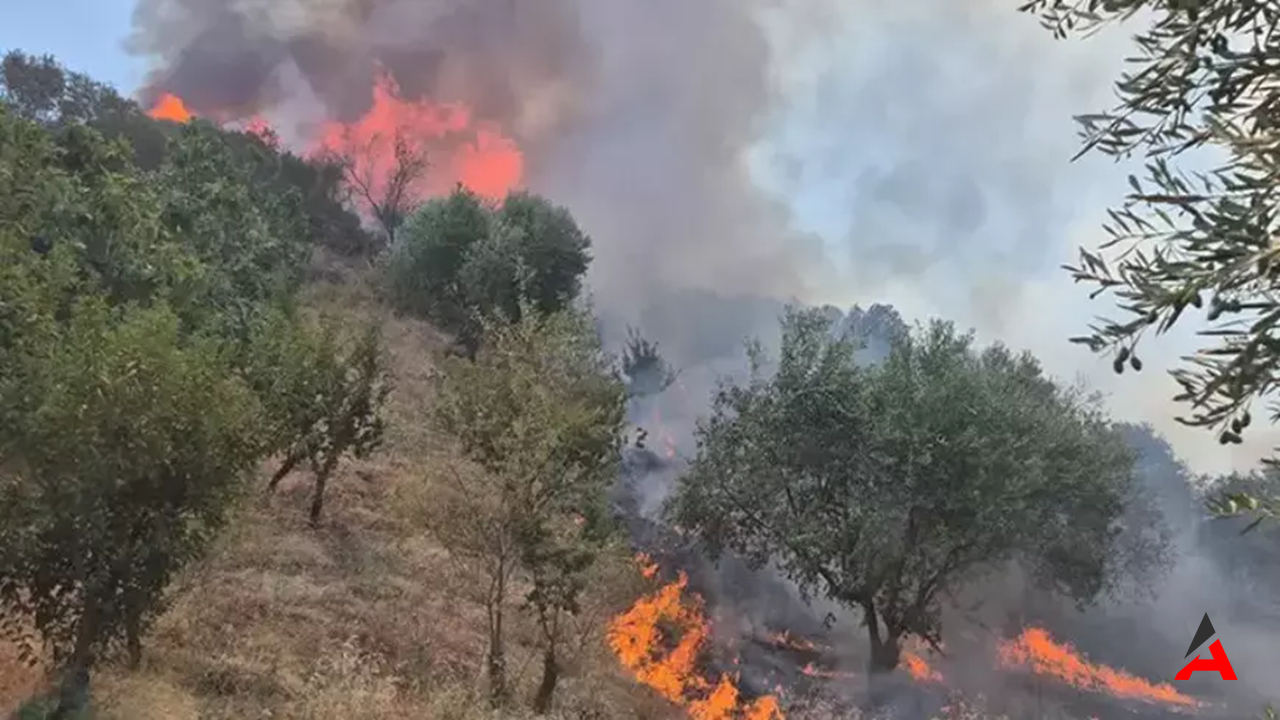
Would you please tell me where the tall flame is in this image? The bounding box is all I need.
[608,569,784,719]
[141,73,521,203]
[997,627,1199,709]
[146,93,193,123]
[312,71,522,202]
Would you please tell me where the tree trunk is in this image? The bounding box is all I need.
[50,604,98,720]
[309,457,339,526]
[483,568,509,702]
[532,644,559,714]
[868,634,901,674]
[486,604,508,707]
[125,610,142,670]
[862,601,902,708]
[268,451,302,493]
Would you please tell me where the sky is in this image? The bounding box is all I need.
[0,0,1271,477]
[0,0,142,92]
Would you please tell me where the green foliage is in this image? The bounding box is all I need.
[2,48,371,256]
[1019,2,1280,454]
[1205,469,1280,537]
[152,122,311,339]
[0,58,382,712]
[1,50,130,126]
[668,308,1153,675]
[0,301,263,713]
[387,186,495,320]
[430,304,628,707]
[251,311,391,524]
[388,187,593,352]
[0,100,311,343]
[497,191,592,316]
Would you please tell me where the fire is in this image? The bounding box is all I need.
[768,631,824,653]
[648,406,679,459]
[997,627,1199,709]
[636,552,660,580]
[146,93,193,123]
[608,569,784,719]
[902,649,942,683]
[312,71,523,202]
[141,72,521,204]
[800,663,856,680]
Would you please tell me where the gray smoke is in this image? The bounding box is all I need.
[126,0,830,316]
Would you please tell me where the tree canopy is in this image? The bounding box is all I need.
[1017,0,1280,529]
[387,187,593,353]
[669,308,1156,680]
[0,54,390,717]
[1020,2,1280,448]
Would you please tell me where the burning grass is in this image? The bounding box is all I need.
[608,569,784,719]
[997,627,1200,711]
[0,256,1215,720]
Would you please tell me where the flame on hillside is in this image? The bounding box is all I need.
[637,552,660,580]
[312,71,522,202]
[768,631,823,653]
[142,71,522,202]
[147,93,193,123]
[997,627,1200,709]
[902,648,942,683]
[608,568,784,719]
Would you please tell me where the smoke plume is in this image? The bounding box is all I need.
[127,0,830,314]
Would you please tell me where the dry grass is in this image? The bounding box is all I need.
[2,256,674,720]
[0,632,46,718]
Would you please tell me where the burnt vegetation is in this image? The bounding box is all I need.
[5,4,1280,715]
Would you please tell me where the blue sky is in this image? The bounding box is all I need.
[0,0,143,92]
[0,0,1268,475]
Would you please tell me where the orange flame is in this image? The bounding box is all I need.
[608,569,783,719]
[312,70,522,202]
[636,552,660,580]
[767,631,824,653]
[997,627,1199,709]
[141,75,521,204]
[902,650,942,683]
[146,93,193,123]
[800,662,856,680]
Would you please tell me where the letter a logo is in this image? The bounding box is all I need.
[1175,613,1237,681]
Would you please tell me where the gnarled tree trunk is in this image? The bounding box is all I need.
[862,601,903,708]
[532,643,559,714]
[50,602,98,720]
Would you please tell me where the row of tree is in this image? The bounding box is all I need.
[0,53,392,719]
[0,48,627,718]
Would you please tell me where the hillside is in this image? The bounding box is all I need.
[1,255,668,720]
[5,45,1279,720]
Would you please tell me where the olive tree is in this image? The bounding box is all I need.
[428,305,628,710]
[388,188,593,355]
[253,313,390,525]
[0,302,263,719]
[1018,0,1280,524]
[669,308,1156,687]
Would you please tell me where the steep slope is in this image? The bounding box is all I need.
[3,256,668,720]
